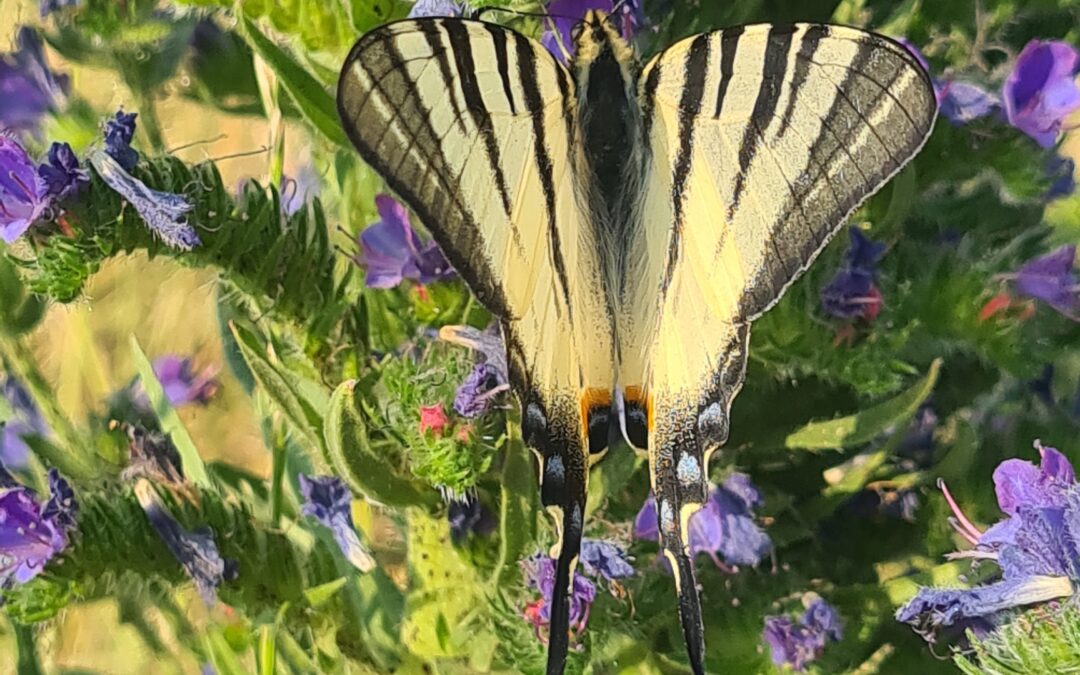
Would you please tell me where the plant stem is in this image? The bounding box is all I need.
[14,622,44,675]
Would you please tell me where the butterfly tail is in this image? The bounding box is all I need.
[545,490,585,675]
[664,533,707,675]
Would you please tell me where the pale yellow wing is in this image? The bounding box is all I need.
[337,18,615,669]
[619,23,936,669]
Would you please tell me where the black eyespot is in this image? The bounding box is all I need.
[587,408,609,454]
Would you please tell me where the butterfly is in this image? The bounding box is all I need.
[337,9,936,674]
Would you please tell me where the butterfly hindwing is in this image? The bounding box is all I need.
[619,23,937,673]
[338,18,615,674]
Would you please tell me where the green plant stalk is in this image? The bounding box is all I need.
[14,622,43,675]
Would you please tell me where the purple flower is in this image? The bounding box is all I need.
[407,0,466,17]
[1003,40,1080,148]
[896,39,998,125]
[896,442,1080,635]
[938,81,1000,125]
[1046,154,1076,200]
[763,595,844,672]
[820,228,886,321]
[447,495,494,543]
[453,363,508,418]
[150,356,219,408]
[0,468,77,587]
[280,166,320,216]
[634,473,772,569]
[104,110,139,171]
[37,142,88,203]
[521,552,598,639]
[134,478,232,606]
[0,133,49,243]
[1,377,49,470]
[39,0,81,16]
[579,539,634,580]
[1011,245,1079,320]
[298,475,375,573]
[0,28,68,134]
[540,0,643,63]
[88,149,200,250]
[352,194,454,288]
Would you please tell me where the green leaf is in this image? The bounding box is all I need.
[303,576,349,607]
[205,629,249,675]
[491,418,536,585]
[257,624,277,675]
[129,335,214,491]
[229,321,327,458]
[239,15,350,148]
[785,359,942,450]
[324,379,434,507]
[354,568,406,670]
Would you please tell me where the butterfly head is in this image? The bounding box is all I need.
[570,10,635,70]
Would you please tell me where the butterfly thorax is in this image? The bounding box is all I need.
[571,12,642,239]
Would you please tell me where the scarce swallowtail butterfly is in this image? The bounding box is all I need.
[338,9,936,674]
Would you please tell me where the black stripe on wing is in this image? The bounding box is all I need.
[728,25,796,220]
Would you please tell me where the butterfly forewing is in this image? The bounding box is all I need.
[338,18,617,675]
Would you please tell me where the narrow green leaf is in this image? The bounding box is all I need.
[257,624,276,675]
[785,359,942,450]
[492,418,536,585]
[229,321,326,458]
[205,630,249,675]
[129,335,214,490]
[239,15,350,148]
[303,576,349,607]
[324,380,434,507]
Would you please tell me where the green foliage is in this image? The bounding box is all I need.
[957,604,1080,674]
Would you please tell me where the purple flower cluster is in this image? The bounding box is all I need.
[634,473,772,570]
[1010,245,1079,320]
[104,110,139,172]
[897,39,999,126]
[1,376,49,470]
[897,442,1080,636]
[820,228,886,322]
[0,28,68,135]
[763,595,844,671]
[149,355,220,408]
[134,478,232,606]
[407,0,467,17]
[0,468,77,587]
[439,324,510,418]
[520,539,633,641]
[0,134,50,243]
[299,475,376,573]
[352,194,454,288]
[447,494,495,543]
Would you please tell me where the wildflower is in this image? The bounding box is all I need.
[39,0,80,16]
[1011,245,1079,320]
[896,442,1080,635]
[38,142,88,203]
[134,478,231,605]
[1003,40,1080,148]
[896,39,998,125]
[148,356,219,408]
[419,403,451,436]
[104,110,139,171]
[439,324,511,418]
[352,194,454,288]
[1046,154,1076,200]
[407,0,467,17]
[298,475,375,573]
[540,0,643,63]
[763,594,844,671]
[88,149,200,250]
[0,133,49,243]
[820,228,886,321]
[1,376,49,470]
[0,28,68,134]
[634,473,772,569]
[0,468,77,587]
[447,495,495,543]
[520,539,631,641]
[280,166,320,216]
